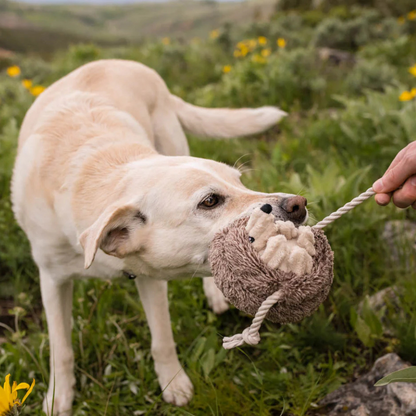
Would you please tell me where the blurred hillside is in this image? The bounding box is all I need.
[0,0,275,55]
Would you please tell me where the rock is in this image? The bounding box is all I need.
[383,220,416,269]
[358,287,399,313]
[318,47,356,65]
[357,287,401,336]
[319,353,416,416]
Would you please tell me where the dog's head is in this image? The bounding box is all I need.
[79,155,307,279]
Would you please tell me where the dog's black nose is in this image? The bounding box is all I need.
[260,204,273,214]
[281,196,307,222]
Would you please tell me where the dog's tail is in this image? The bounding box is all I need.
[171,95,287,139]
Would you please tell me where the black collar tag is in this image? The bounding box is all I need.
[122,270,137,280]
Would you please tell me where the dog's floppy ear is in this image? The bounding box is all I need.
[79,202,146,269]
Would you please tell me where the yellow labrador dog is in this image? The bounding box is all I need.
[11,60,307,414]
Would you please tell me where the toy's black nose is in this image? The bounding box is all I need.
[281,196,307,222]
[260,203,273,214]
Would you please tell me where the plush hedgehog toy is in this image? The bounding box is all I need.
[210,205,334,326]
[209,188,375,349]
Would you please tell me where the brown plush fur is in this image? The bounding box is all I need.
[209,217,334,324]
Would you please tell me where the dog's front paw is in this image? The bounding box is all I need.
[43,387,74,416]
[203,277,229,314]
[159,368,193,406]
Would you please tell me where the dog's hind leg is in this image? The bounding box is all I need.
[40,270,75,416]
[203,277,229,315]
[152,104,190,157]
[135,277,193,406]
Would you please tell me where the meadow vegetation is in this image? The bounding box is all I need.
[1,1,416,414]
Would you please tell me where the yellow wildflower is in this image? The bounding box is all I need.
[248,39,257,50]
[252,54,266,64]
[277,38,286,49]
[261,48,271,58]
[233,50,241,58]
[162,37,170,45]
[399,88,416,101]
[258,36,267,45]
[241,46,249,56]
[409,64,416,77]
[210,30,219,39]
[30,85,46,97]
[223,65,232,74]
[236,42,250,56]
[408,10,416,20]
[6,66,21,78]
[0,374,35,415]
[22,79,32,89]
[397,16,405,24]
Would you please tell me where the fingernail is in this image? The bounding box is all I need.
[373,179,383,192]
[411,177,416,187]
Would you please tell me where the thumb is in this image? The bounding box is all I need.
[373,160,414,193]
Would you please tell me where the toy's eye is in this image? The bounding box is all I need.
[249,236,255,243]
[199,194,222,209]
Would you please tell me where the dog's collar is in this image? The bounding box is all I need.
[122,270,137,280]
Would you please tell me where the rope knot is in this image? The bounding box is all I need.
[242,328,260,346]
[222,328,261,349]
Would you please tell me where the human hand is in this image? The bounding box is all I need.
[373,142,416,209]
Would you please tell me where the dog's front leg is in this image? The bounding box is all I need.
[203,277,229,314]
[40,270,75,416]
[135,277,193,406]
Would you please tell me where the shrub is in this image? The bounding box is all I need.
[309,86,415,170]
[313,17,352,50]
[192,47,326,110]
[357,36,415,67]
[313,11,402,50]
[276,0,313,12]
[345,59,398,94]
[318,0,416,15]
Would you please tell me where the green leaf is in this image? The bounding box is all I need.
[362,296,383,337]
[190,337,206,363]
[354,316,374,348]
[201,348,216,379]
[350,306,358,328]
[375,367,416,386]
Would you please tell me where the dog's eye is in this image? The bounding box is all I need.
[199,194,221,209]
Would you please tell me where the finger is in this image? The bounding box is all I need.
[373,157,416,193]
[385,147,407,173]
[375,193,391,206]
[392,175,416,208]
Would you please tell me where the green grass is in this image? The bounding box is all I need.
[1,2,416,415]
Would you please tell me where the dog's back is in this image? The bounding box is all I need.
[19,59,286,150]
[18,60,165,149]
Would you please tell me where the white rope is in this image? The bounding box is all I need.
[223,187,375,349]
[313,188,375,230]
[223,290,284,349]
